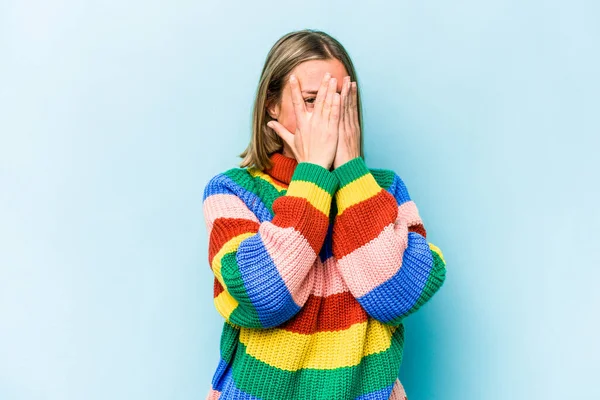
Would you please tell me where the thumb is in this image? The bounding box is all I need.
[267,121,295,149]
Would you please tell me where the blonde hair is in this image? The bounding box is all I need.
[238,29,365,170]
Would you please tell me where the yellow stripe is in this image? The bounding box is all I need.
[335,174,381,215]
[239,320,397,370]
[285,180,332,216]
[211,232,255,288]
[429,242,446,264]
[214,288,238,320]
[247,167,287,192]
[247,167,331,215]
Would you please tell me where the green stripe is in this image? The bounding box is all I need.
[251,174,289,213]
[291,162,339,195]
[219,322,241,363]
[223,165,396,218]
[332,156,370,188]
[370,168,396,191]
[220,252,264,328]
[223,168,281,215]
[230,324,405,399]
[387,248,447,325]
[223,168,257,193]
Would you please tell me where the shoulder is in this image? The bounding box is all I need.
[203,167,257,202]
[369,167,412,205]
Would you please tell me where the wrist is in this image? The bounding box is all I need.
[332,156,384,215]
[333,155,361,171]
[302,157,332,171]
[333,149,360,169]
[333,156,369,183]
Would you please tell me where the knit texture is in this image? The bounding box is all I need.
[202,152,447,400]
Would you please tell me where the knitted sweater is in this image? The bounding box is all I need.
[202,151,447,400]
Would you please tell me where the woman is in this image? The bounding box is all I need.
[202,29,447,400]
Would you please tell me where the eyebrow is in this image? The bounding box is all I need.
[302,90,341,95]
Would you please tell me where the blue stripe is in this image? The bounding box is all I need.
[211,357,231,392]
[236,233,301,328]
[218,362,263,399]
[318,222,334,262]
[203,172,273,222]
[358,232,434,323]
[354,381,395,400]
[385,173,411,206]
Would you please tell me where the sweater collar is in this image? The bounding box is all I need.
[264,151,298,184]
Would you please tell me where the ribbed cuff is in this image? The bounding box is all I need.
[333,157,382,214]
[332,156,371,187]
[285,162,339,216]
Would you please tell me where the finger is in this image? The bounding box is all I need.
[322,77,337,121]
[330,92,341,129]
[345,79,352,110]
[341,77,351,131]
[267,120,295,150]
[350,81,359,126]
[288,74,306,127]
[313,72,331,117]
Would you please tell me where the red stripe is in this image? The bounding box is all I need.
[208,218,259,266]
[408,223,427,238]
[213,277,225,298]
[333,190,397,258]
[271,196,330,254]
[277,291,369,334]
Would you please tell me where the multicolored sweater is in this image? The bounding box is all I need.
[202,151,447,400]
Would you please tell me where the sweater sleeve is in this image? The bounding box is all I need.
[331,156,447,326]
[202,162,338,329]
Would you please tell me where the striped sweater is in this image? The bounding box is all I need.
[202,151,447,400]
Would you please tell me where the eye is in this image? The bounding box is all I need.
[305,97,316,104]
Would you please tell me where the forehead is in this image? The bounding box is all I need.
[290,59,349,92]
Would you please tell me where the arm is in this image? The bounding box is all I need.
[203,162,338,329]
[331,156,447,326]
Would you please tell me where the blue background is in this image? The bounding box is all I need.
[1,1,598,399]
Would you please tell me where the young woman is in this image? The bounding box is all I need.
[202,29,447,400]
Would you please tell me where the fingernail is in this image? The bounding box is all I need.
[290,74,296,82]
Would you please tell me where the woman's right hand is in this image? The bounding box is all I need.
[267,72,341,170]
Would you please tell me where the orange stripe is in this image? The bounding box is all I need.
[213,277,224,297]
[208,218,259,265]
[277,291,369,334]
[333,190,397,258]
[271,196,330,254]
[409,223,426,238]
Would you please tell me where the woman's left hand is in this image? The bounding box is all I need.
[333,76,361,169]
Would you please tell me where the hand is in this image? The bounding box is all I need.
[267,73,340,170]
[333,76,361,169]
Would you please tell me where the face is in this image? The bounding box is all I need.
[267,58,349,141]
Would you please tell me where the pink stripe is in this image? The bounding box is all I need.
[203,193,259,234]
[312,256,351,297]
[205,388,221,400]
[336,223,409,297]
[397,200,422,227]
[260,223,317,307]
[389,378,408,399]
